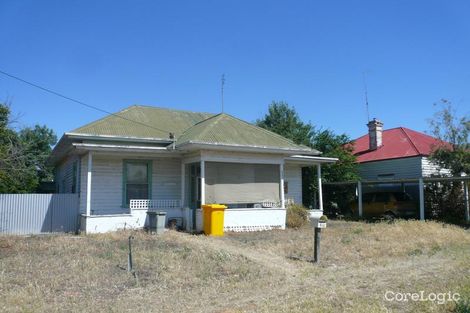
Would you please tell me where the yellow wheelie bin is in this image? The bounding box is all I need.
[202,204,227,236]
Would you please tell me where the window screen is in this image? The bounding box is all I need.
[205,162,280,204]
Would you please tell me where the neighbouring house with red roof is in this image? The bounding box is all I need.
[351,118,450,181]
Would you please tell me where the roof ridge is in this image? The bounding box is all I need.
[400,127,420,154]
[133,104,215,116]
[190,113,224,140]
[222,113,311,148]
[177,113,223,140]
[70,106,135,134]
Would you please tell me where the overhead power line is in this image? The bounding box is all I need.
[0,69,174,136]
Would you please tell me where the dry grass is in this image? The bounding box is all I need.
[0,220,469,313]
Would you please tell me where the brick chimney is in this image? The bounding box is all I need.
[367,118,383,150]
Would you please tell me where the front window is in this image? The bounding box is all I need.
[124,161,151,205]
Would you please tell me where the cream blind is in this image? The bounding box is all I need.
[205,162,280,204]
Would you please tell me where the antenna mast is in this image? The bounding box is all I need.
[221,74,225,113]
[363,72,370,123]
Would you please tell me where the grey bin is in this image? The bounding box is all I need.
[147,211,167,234]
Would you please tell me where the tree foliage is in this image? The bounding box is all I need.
[426,100,469,224]
[311,129,359,182]
[256,101,314,146]
[0,103,57,193]
[428,99,470,175]
[256,101,358,208]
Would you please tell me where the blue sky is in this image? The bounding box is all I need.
[0,0,469,140]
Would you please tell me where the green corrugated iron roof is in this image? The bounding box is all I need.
[176,113,314,152]
[68,105,317,153]
[70,105,213,140]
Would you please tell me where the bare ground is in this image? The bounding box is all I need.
[0,220,469,313]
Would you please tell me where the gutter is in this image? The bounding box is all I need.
[285,155,338,164]
[72,143,178,154]
[66,132,173,144]
[175,141,321,155]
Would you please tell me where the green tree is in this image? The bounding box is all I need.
[303,129,359,213]
[428,99,470,175]
[0,103,57,193]
[256,101,314,146]
[257,101,358,209]
[426,99,469,223]
[19,125,57,182]
[311,129,359,182]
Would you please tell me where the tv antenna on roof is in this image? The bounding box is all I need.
[363,72,371,123]
[221,73,225,113]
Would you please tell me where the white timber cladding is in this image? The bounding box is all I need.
[205,162,280,204]
[284,164,302,204]
[79,154,182,215]
[421,157,451,177]
[55,155,79,193]
[358,156,423,180]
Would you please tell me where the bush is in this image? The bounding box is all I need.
[286,204,309,228]
[455,298,470,313]
[425,181,466,224]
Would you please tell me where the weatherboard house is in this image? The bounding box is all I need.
[51,106,336,233]
[350,119,449,197]
[352,118,449,180]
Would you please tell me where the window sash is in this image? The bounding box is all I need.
[123,160,152,206]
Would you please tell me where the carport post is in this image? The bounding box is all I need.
[419,178,425,221]
[464,181,469,222]
[317,164,323,212]
[357,181,363,218]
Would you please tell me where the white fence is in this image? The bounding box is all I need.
[0,194,79,235]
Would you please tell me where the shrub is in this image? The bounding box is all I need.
[286,204,309,228]
[425,181,466,224]
[455,298,470,313]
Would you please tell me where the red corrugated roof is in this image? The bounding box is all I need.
[352,127,448,163]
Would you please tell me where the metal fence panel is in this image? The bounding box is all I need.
[0,194,79,235]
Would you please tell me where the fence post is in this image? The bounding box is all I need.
[128,235,135,272]
[357,181,363,218]
[464,181,469,222]
[313,227,321,263]
[419,178,425,221]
